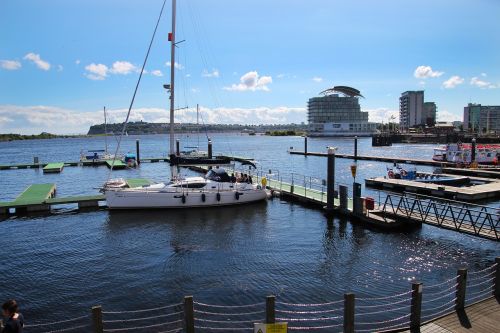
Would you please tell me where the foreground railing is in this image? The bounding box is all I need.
[20,259,499,333]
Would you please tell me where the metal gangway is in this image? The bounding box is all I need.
[373,192,499,241]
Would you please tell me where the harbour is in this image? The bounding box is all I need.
[2,0,500,332]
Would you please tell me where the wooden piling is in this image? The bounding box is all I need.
[91,305,103,333]
[456,268,467,310]
[304,136,308,155]
[266,295,275,324]
[354,136,358,162]
[343,293,355,333]
[135,139,140,164]
[410,282,423,332]
[495,257,500,297]
[184,296,195,333]
[326,147,336,211]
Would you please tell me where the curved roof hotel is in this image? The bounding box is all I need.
[307,86,377,137]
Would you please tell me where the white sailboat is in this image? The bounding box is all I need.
[104,0,267,209]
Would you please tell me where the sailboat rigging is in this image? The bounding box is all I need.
[103,0,267,209]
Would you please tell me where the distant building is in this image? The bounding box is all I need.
[399,91,424,131]
[423,102,437,127]
[307,86,377,137]
[452,121,463,129]
[463,103,500,133]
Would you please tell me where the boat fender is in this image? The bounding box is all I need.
[261,177,267,188]
[216,193,221,201]
[201,193,206,202]
[235,192,240,200]
[181,195,186,204]
[401,169,407,177]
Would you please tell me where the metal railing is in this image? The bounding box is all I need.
[375,192,500,240]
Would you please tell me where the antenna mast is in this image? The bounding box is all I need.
[169,0,177,157]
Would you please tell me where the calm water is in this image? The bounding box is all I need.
[0,134,498,326]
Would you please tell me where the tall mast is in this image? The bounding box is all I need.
[169,0,177,156]
[104,106,108,154]
[197,103,200,149]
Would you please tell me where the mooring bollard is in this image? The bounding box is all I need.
[326,147,336,211]
[339,185,348,211]
[91,305,103,333]
[343,293,355,333]
[135,139,140,164]
[266,295,275,324]
[456,268,467,310]
[184,296,195,333]
[410,282,422,331]
[495,257,500,297]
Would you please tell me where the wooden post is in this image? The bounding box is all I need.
[91,305,103,333]
[266,295,275,324]
[326,147,336,211]
[339,185,348,211]
[208,140,213,159]
[343,293,355,333]
[410,282,422,332]
[456,268,467,310]
[352,182,362,215]
[135,139,140,164]
[494,257,500,297]
[354,136,358,162]
[184,296,195,333]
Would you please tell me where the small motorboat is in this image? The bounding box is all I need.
[387,164,470,186]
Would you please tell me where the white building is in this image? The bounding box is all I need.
[399,90,424,131]
[307,86,377,137]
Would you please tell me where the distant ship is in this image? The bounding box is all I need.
[432,143,500,165]
[307,86,377,137]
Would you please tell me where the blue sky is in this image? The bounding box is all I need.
[1,0,499,134]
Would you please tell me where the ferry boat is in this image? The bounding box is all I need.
[432,143,499,165]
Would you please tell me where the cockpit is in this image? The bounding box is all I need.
[205,168,231,182]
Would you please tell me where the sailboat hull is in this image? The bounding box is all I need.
[105,188,267,209]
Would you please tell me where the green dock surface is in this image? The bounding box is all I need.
[43,162,64,173]
[2,184,56,206]
[126,178,151,188]
[105,160,127,169]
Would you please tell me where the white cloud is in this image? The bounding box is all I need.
[366,108,399,123]
[202,69,220,78]
[151,70,163,77]
[470,76,497,89]
[23,53,51,71]
[0,59,21,70]
[110,61,137,75]
[480,73,487,77]
[84,63,108,80]
[224,71,273,92]
[442,75,464,89]
[414,65,443,79]
[437,110,461,122]
[75,60,81,65]
[0,104,308,134]
[165,61,184,70]
[312,76,323,82]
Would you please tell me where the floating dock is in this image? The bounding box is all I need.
[290,150,458,167]
[0,179,150,216]
[105,160,127,169]
[365,176,500,201]
[43,162,64,173]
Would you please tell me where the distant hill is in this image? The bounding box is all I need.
[87,121,308,135]
[0,132,80,142]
